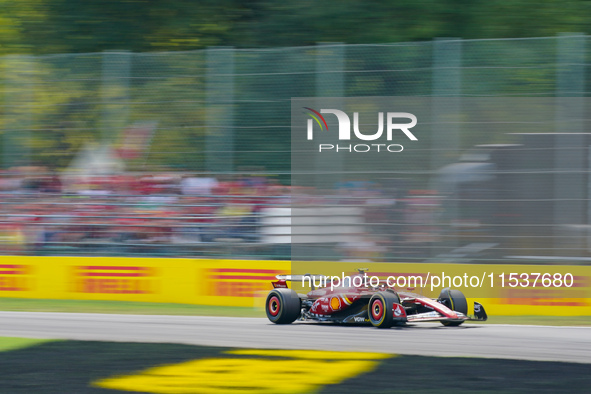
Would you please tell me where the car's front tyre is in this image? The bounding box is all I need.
[438,288,468,326]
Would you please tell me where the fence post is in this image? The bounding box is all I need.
[2,55,35,169]
[554,33,586,255]
[101,51,131,144]
[431,38,462,168]
[206,47,235,175]
[431,38,462,255]
[315,42,344,190]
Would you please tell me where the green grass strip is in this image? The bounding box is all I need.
[0,297,265,317]
[0,297,589,325]
[0,337,56,352]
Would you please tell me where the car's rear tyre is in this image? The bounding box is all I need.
[368,292,396,328]
[438,288,468,326]
[265,289,301,324]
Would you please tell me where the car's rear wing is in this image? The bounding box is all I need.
[275,274,328,282]
[273,274,329,290]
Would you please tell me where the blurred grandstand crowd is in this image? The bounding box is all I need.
[0,168,439,260]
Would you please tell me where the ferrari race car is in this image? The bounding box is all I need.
[265,269,488,328]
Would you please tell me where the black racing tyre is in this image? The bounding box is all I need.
[438,288,468,326]
[265,289,301,324]
[385,289,402,305]
[368,292,397,328]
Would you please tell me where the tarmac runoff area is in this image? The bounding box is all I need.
[0,312,589,364]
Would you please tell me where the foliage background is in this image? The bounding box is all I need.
[0,1,586,173]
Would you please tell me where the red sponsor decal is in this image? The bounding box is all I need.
[74,266,154,294]
[393,303,407,318]
[272,280,288,289]
[503,298,588,307]
[499,274,588,288]
[0,264,29,291]
[209,268,280,281]
[500,288,589,306]
[310,297,333,315]
[207,268,287,297]
[213,281,270,297]
[213,269,280,274]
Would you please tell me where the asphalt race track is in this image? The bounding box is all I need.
[0,312,589,364]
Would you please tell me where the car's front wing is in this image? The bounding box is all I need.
[406,301,488,323]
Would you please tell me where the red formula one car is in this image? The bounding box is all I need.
[265,269,488,328]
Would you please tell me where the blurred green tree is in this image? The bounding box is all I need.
[3,0,591,54]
